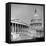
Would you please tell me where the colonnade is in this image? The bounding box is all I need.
[10,23,28,33]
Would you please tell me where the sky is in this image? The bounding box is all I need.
[11,4,43,25]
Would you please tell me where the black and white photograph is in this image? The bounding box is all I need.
[6,2,45,43]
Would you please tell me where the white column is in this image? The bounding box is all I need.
[15,23,16,32]
[12,23,14,32]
